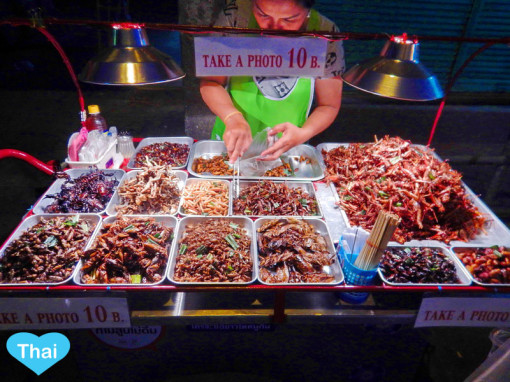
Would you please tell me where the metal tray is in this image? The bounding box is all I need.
[168,216,257,285]
[316,142,343,172]
[74,215,178,287]
[32,168,125,215]
[0,214,102,286]
[126,136,194,170]
[178,178,231,217]
[317,142,510,246]
[232,180,323,218]
[105,170,187,216]
[448,185,510,246]
[451,246,510,287]
[188,140,324,181]
[254,217,344,285]
[314,182,350,244]
[377,243,472,287]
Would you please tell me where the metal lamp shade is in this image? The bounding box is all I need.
[79,27,185,85]
[342,37,443,101]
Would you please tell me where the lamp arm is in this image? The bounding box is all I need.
[427,42,495,146]
[1,20,87,125]
[36,27,87,127]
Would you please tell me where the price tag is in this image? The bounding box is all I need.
[195,36,327,77]
[415,297,510,328]
[0,298,130,330]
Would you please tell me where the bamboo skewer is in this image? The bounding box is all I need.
[354,210,400,270]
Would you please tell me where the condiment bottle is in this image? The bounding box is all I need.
[85,105,108,132]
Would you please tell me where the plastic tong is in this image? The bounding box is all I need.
[233,157,240,198]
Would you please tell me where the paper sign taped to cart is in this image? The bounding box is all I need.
[0,297,130,330]
[194,36,327,76]
[415,297,510,328]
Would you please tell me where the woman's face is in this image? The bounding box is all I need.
[252,0,309,31]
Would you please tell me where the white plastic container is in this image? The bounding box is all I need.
[65,140,121,169]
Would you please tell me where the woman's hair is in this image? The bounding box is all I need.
[254,1,315,10]
[296,0,315,9]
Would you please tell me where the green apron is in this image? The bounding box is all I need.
[210,9,321,140]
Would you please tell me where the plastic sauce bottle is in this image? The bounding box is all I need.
[85,105,108,132]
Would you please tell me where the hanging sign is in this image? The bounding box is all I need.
[415,297,510,328]
[194,36,327,77]
[0,298,130,330]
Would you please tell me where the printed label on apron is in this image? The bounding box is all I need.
[254,76,298,100]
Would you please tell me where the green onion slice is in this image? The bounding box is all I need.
[225,234,239,250]
[131,274,142,284]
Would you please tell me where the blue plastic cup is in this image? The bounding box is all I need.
[337,241,378,304]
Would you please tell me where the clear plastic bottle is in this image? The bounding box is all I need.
[85,105,108,132]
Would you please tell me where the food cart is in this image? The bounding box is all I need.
[1,133,509,381]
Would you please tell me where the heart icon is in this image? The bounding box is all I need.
[6,332,70,375]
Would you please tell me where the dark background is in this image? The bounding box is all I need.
[0,2,509,381]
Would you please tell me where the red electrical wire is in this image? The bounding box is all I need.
[427,42,496,146]
[0,149,54,175]
[36,27,87,127]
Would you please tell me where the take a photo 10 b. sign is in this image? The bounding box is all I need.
[194,36,327,77]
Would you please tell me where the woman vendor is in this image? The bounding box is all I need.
[199,0,345,162]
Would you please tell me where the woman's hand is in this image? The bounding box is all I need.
[259,122,309,161]
[259,77,343,161]
[223,112,252,163]
[200,77,252,163]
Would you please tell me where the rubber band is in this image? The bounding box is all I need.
[222,111,242,123]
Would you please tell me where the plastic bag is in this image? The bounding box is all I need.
[67,127,88,161]
[77,127,117,162]
[241,127,274,159]
[340,226,370,255]
[239,127,282,176]
[239,157,283,177]
[489,329,510,354]
[464,329,510,382]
